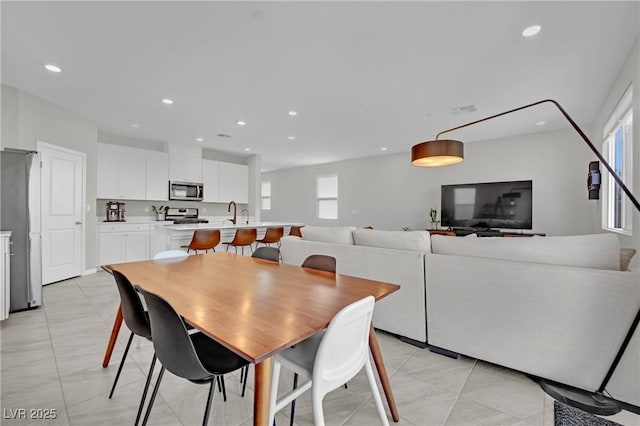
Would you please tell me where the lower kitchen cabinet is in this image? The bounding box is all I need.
[98,224,150,266]
[0,232,10,320]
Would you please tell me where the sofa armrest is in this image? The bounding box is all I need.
[426,254,640,403]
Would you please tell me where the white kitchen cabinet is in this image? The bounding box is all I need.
[97,143,146,200]
[169,143,202,183]
[219,162,249,204]
[146,150,169,201]
[0,232,11,321]
[98,224,150,266]
[202,159,221,202]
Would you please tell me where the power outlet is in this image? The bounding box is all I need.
[144,206,150,213]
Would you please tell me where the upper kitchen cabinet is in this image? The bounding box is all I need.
[219,162,249,204]
[202,159,221,202]
[146,150,169,201]
[169,143,202,183]
[97,143,146,200]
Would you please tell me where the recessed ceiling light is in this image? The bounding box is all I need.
[380,147,388,151]
[522,25,541,37]
[236,120,246,126]
[535,120,547,126]
[195,137,204,142]
[288,136,296,140]
[243,147,251,151]
[288,111,298,116]
[44,64,61,73]
[162,98,174,105]
[130,123,140,128]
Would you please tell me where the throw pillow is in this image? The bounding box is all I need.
[352,229,432,253]
[430,233,621,270]
[300,225,356,244]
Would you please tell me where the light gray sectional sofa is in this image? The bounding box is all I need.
[279,226,640,407]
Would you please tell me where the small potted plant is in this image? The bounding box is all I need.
[429,208,440,230]
[152,205,168,221]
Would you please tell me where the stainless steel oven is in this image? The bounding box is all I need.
[169,181,204,201]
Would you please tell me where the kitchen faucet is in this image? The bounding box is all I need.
[227,201,237,224]
[241,208,249,224]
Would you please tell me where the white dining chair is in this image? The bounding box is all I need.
[153,250,189,260]
[268,295,388,426]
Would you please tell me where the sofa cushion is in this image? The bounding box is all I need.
[353,229,432,253]
[300,225,356,244]
[430,233,621,270]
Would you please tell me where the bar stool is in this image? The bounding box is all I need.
[223,228,257,255]
[289,225,304,237]
[181,229,220,254]
[255,226,284,248]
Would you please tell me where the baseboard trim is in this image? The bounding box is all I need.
[400,336,427,348]
[83,268,97,276]
[428,345,460,359]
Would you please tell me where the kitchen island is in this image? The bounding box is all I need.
[156,221,303,254]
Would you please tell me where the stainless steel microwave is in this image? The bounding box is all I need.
[169,181,204,201]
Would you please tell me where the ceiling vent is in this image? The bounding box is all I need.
[217,133,231,138]
[450,105,477,115]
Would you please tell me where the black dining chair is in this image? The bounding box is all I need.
[301,254,336,273]
[108,270,156,426]
[136,286,250,426]
[251,246,281,262]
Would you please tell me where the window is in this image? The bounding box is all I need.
[602,85,633,234]
[261,181,271,210]
[317,174,338,219]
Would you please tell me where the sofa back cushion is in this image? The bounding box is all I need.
[353,229,432,253]
[300,225,356,244]
[431,233,621,270]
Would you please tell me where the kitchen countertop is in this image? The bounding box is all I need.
[162,221,303,231]
[96,217,303,231]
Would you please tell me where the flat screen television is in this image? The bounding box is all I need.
[441,180,533,230]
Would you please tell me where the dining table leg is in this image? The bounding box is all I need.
[253,357,273,426]
[369,325,400,422]
[102,304,123,368]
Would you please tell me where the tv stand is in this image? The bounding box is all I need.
[427,228,545,238]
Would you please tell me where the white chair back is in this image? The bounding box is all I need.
[153,250,189,260]
[313,295,374,396]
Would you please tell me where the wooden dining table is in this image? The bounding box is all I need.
[104,252,401,425]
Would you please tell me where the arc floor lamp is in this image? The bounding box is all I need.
[412,99,640,415]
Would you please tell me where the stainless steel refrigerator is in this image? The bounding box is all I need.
[1,149,43,311]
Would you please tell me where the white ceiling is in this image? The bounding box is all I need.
[2,1,639,171]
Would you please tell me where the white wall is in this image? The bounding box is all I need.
[262,127,599,236]
[2,84,99,272]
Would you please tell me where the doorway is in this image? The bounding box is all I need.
[38,142,85,284]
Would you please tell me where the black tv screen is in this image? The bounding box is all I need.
[441,180,533,230]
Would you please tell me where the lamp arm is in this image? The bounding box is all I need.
[438,98,640,396]
[435,99,640,213]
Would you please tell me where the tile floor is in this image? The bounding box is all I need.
[1,271,638,426]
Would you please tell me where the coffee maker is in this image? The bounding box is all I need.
[105,201,126,222]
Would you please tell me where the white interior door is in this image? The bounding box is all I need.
[40,144,84,284]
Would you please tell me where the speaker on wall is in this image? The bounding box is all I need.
[588,161,600,200]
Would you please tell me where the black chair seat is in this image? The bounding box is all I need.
[190,333,249,378]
